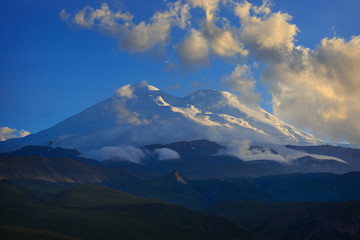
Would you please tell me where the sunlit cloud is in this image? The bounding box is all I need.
[264,36,360,145]
[116,84,135,99]
[177,29,210,66]
[234,0,298,60]
[0,127,30,141]
[62,1,190,53]
[179,0,247,65]
[222,64,260,105]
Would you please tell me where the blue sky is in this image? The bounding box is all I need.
[1,0,360,145]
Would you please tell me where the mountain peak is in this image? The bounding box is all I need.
[0,82,324,153]
[115,81,159,99]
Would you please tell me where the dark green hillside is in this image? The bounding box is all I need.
[0,225,82,240]
[52,184,162,208]
[0,183,263,240]
[0,155,108,183]
[3,154,360,209]
[0,155,146,196]
[52,184,261,240]
[209,200,360,240]
[127,171,212,210]
[1,179,72,202]
[0,145,99,165]
[143,155,286,179]
[188,178,276,203]
[254,172,360,202]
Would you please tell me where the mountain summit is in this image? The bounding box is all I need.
[0,82,323,153]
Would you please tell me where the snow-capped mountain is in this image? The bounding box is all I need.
[0,82,324,154]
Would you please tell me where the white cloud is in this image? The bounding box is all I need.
[154,148,181,160]
[65,1,190,53]
[83,145,145,163]
[177,29,210,66]
[234,0,298,59]
[223,64,260,105]
[204,20,248,58]
[72,3,133,30]
[177,6,247,65]
[116,84,134,98]
[0,127,30,141]
[264,36,360,145]
[64,1,295,59]
[219,140,287,162]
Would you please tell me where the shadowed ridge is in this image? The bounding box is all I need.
[52,184,161,208]
[174,170,187,184]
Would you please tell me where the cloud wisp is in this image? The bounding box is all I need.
[83,145,145,163]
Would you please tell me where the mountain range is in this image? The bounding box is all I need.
[2,83,360,240]
[0,82,323,153]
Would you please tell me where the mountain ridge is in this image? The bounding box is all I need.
[0,82,323,155]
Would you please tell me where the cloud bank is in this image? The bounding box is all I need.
[83,145,145,163]
[62,0,360,146]
[219,140,287,162]
[0,127,30,141]
[154,148,181,160]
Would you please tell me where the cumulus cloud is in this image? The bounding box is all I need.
[204,20,248,58]
[63,1,296,61]
[63,1,190,52]
[154,148,181,160]
[83,145,145,162]
[178,0,247,65]
[219,140,287,162]
[177,29,210,66]
[223,64,260,105]
[0,127,30,141]
[264,36,360,145]
[234,0,298,60]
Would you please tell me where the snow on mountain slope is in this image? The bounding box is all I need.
[0,82,324,155]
